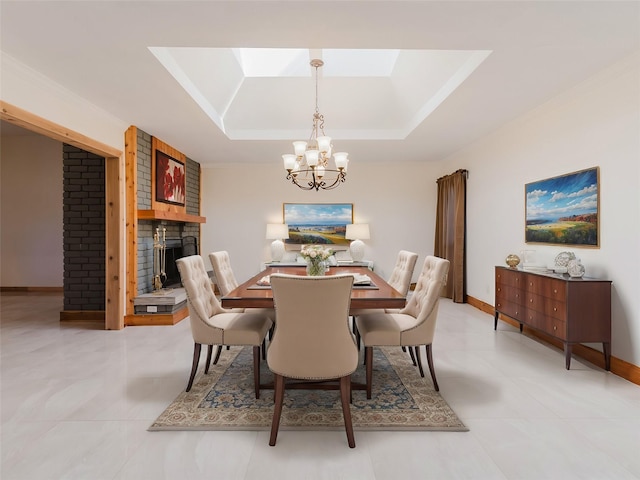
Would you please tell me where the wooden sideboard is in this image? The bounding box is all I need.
[494,266,611,370]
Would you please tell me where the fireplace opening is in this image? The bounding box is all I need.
[162,236,198,288]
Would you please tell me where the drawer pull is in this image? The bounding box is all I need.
[515,293,519,298]
[553,325,557,331]
[553,307,557,312]
[529,298,533,303]
[554,289,557,293]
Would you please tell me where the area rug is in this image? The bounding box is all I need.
[149,346,468,431]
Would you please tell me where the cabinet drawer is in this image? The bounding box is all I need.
[526,310,567,340]
[496,300,523,320]
[496,268,522,288]
[544,298,566,321]
[496,285,525,306]
[525,275,566,299]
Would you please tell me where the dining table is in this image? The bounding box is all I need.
[220,265,406,312]
[220,264,406,393]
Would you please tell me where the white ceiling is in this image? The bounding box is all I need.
[1,1,638,167]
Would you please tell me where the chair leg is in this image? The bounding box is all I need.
[212,345,223,365]
[269,373,285,446]
[262,339,267,360]
[186,343,201,392]
[414,346,425,378]
[253,345,261,399]
[205,345,213,374]
[340,375,356,448]
[365,346,373,399]
[408,346,417,366]
[426,344,439,391]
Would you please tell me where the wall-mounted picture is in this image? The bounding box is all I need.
[283,203,353,245]
[155,150,186,206]
[525,166,599,247]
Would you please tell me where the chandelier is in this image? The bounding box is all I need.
[282,59,349,191]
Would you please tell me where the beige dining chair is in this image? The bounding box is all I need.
[352,250,418,318]
[352,250,418,354]
[355,255,450,398]
[268,274,358,448]
[176,255,272,398]
[209,250,276,349]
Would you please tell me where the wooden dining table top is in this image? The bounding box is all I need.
[220,265,406,311]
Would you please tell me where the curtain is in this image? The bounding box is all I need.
[434,169,467,303]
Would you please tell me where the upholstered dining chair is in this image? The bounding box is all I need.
[208,250,240,297]
[352,250,418,352]
[268,274,358,448]
[355,255,450,398]
[176,255,272,398]
[352,250,418,319]
[209,250,276,350]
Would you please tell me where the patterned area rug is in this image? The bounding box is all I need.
[150,346,468,431]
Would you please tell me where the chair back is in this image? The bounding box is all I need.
[268,274,358,380]
[209,251,239,296]
[399,256,450,345]
[386,250,419,295]
[176,255,226,343]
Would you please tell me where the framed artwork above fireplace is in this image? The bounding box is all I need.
[150,136,188,215]
[155,150,185,207]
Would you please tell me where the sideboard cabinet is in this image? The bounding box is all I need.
[494,266,611,370]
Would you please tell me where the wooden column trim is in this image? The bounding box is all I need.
[125,126,139,317]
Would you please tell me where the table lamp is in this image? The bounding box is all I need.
[345,224,370,262]
[266,224,289,262]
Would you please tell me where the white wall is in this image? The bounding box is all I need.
[1,134,64,287]
[441,52,640,366]
[200,160,441,283]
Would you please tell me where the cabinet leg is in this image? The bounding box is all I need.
[519,323,523,333]
[603,342,611,371]
[564,343,573,370]
[494,311,499,330]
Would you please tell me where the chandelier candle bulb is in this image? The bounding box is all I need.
[293,141,307,157]
[283,154,296,171]
[334,152,348,169]
[317,136,331,153]
[305,149,319,166]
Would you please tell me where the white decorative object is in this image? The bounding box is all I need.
[567,258,585,278]
[555,251,576,268]
[266,224,289,262]
[345,224,370,262]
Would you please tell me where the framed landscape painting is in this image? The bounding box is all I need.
[525,167,599,247]
[283,203,353,245]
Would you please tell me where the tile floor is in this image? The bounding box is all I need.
[1,294,639,480]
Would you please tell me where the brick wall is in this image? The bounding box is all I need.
[63,144,105,311]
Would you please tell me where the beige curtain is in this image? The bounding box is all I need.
[434,169,467,303]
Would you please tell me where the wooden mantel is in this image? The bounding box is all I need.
[137,209,206,223]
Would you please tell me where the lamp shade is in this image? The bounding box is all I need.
[266,224,289,240]
[345,224,370,240]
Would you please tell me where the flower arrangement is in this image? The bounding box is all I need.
[299,245,333,276]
